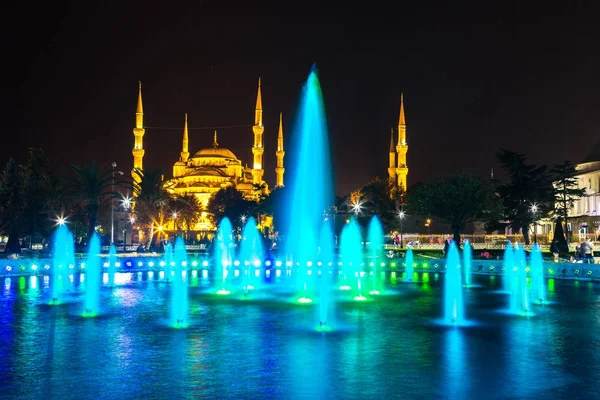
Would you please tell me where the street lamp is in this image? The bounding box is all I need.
[172,212,178,238]
[122,195,132,251]
[530,204,538,244]
[398,210,405,248]
[111,162,124,245]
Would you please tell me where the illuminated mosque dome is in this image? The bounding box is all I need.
[192,143,238,160]
[167,129,249,201]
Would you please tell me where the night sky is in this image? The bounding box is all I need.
[5,1,600,196]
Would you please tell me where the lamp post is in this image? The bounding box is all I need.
[111,162,116,244]
[399,210,405,248]
[531,204,538,244]
[172,212,178,238]
[122,195,132,251]
[110,162,124,245]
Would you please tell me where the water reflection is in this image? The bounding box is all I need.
[1,266,600,398]
[442,328,468,397]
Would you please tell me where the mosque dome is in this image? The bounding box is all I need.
[191,147,238,160]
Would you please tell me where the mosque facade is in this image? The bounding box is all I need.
[130,79,285,234]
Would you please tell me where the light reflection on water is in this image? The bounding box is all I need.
[0,273,600,399]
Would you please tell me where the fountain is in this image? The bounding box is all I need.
[529,243,546,305]
[509,244,531,316]
[339,217,365,300]
[284,65,334,306]
[463,239,473,287]
[443,242,465,325]
[50,223,75,304]
[215,217,234,295]
[107,243,117,287]
[82,233,101,317]
[367,215,384,294]
[171,236,188,327]
[162,241,173,282]
[403,247,414,282]
[317,220,336,329]
[502,241,514,293]
[238,216,265,295]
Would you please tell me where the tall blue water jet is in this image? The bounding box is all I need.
[339,218,365,300]
[444,243,465,325]
[510,244,531,315]
[529,243,546,305]
[317,220,336,329]
[463,239,473,287]
[284,66,334,302]
[171,236,189,327]
[502,241,515,293]
[367,215,385,294]
[50,224,74,304]
[107,243,118,287]
[403,247,414,282]
[215,217,234,294]
[238,216,265,294]
[83,233,102,316]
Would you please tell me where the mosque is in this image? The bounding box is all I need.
[130,79,285,234]
[129,78,409,238]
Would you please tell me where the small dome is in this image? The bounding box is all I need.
[192,147,238,160]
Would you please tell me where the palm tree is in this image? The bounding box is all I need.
[171,194,202,239]
[66,161,126,242]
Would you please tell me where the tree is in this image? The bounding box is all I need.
[132,167,171,250]
[21,148,49,248]
[207,186,257,234]
[496,149,554,245]
[552,220,569,255]
[0,158,24,253]
[259,186,289,236]
[359,177,399,231]
[171,194,202,238]
[551,160,585,246]
[406,173,501,245]
[66,161,122,242]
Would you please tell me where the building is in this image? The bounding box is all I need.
[130,78,285,234]
[568,145,600,241]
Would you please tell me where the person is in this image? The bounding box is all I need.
[574,243,583,262]
[550,240,559,254]
[583,238,594,264]
[578,240,589,263]
[442,238,450,257]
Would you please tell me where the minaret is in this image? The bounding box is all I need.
[180,113,190,163]
[212,130,219,147]
[388,128,396,185]
[395,93,409,191]
[275,112,285,188]
[252,77,265,185]
[132,81,145,189]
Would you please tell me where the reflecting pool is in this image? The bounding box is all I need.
[1,272,599,399]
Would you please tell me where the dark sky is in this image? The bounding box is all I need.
[4,1,600,196]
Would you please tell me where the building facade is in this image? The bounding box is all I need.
[131,79,285,234]
[568,148,600,240]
